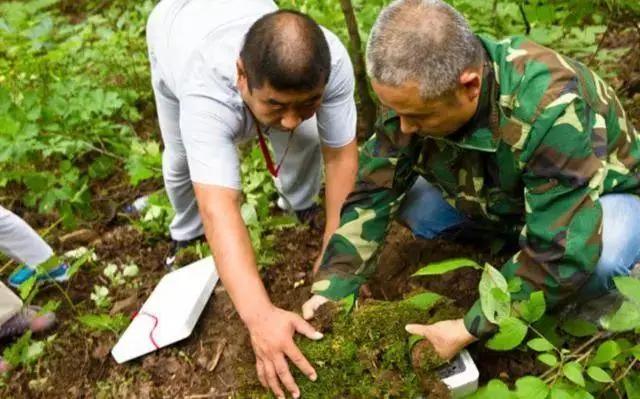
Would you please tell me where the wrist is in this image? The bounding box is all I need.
[239,298,274,328]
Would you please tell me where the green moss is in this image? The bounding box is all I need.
[241,291,463,398]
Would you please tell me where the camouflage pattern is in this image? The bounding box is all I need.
[312,35,640,339]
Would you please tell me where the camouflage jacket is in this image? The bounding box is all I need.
[312,35,640,338]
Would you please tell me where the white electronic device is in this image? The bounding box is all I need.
[111,256,219,363]
[438,349,480,398]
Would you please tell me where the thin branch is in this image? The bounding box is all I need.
[518,3,531,35]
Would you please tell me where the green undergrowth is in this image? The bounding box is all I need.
[244,291,463,398]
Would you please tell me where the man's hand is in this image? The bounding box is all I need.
[247,305,323,399]
[405,319,478,361]
[301,294,330,320]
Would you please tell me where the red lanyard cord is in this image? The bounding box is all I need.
[253,116,294,178]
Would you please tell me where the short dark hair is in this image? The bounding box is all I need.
[240,10,331,92]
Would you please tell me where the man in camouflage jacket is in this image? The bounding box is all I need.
[303,0,640,359]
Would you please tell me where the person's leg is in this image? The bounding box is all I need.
[270,117,322,211]
[0,281,22,327]
[0,206,53,268]
[396,177,468,239]
[0,281,56,373]
[577,194,640,300]
[150,59,204,243]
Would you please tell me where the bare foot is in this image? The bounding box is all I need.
[405,319,477,361]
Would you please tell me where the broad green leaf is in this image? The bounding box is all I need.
[404,292,442,311]
[527,337,555,352]
[561,318,598,337]
[492,287,510,303]
[515,376,549,399]
[624,371,640,399]
[613,276,640,304]
[600,301,640,332]
[479,263,511,323]
[412,258,482,276]
[589,340,621,366]
[537,353,558,367]
[486,317,528,351]
[467,378,515,399]
[518,291,547,323]
[586,366,613,383]
[549,381,594,399]
[563,362,585,387]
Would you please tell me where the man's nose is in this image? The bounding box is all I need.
[399,116,419,135]
[280,112,302,131]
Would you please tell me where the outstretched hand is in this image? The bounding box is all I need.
[405,318,478,361]
[301,294,330,320]
[247,305,323,398]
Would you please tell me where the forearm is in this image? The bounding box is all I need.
[194,184,272,326]
[321,140,358,242]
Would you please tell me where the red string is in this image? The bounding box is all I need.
[131,310,160,350]
[255,123,279,177]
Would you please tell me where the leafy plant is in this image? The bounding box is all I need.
[414,259,640,398]
[90,285,111,309]
[77,313,129,334]
[1,331,52,371]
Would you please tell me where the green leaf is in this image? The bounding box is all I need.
[631,344,640,361]
[404,292,442,311]
[339,294,355,314]
[1,331,46,368]
[586,366,613,383]
[600,301,640,332]
[77,313,129,333]
[623,371,640,399]
[479,263,511,323]
[468,378,515,399]
[508,277,523,293]
[561,318,598,337]
[527,337,555,352]
[412,257,482,276]
[589,340,621,366]
[549,381,594,399]
[563,362,585,387]
[518,291,546,323]
[537,353,558,367]
[492,287,511,303]
[515,376,549,399]
[486,317,528,351]
[18,275,38,301]
[613,276,640,304]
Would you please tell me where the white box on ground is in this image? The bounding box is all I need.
[439,350,479,398]
[111,256,219,363]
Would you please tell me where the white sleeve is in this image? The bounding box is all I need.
[178,52,243,189]
[316,32,357,148]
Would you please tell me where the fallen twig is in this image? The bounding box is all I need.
[208,339,227,372]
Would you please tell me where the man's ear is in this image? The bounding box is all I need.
[236,58,248,92]
[459,68,482,101]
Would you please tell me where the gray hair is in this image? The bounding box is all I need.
[366,0,483,99]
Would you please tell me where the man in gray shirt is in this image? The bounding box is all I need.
[146,1,358,397]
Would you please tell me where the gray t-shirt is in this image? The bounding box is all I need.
[147,0,357,188]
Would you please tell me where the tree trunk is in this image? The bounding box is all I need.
[338,0,377,140]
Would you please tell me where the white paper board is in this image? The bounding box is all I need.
[111,256,219,363]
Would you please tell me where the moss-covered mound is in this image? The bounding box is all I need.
[243,291,463,398]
